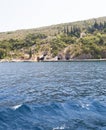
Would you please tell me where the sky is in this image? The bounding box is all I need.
[0,0,106,32]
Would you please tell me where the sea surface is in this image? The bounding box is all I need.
[0,61,106,130]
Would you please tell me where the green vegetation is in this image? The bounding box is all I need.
[0,16,106,60]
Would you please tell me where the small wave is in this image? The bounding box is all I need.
[79,101,90,110]
[11,104,22,110]
[53,124,66,130]
[0,99,106,130]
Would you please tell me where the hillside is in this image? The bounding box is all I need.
[0,16,106,61]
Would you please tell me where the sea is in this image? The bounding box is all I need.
[0,61,106,130]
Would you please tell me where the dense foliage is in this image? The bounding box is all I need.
[0,16,106,60]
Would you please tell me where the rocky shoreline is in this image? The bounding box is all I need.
[0,58,106,63]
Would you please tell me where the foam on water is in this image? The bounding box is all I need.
[53,124,66,130]
[11,104,22,110]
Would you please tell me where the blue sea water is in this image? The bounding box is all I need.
[0,61,106,130]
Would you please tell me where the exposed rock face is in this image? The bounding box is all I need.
[37,52,48,61]
[73,53,93,59]
[65,53,70,60]
[101,50,106,58]
[57,53,64,60]
[80,32,86,38]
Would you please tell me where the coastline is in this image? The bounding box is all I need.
[43,59,106,62]
[0,58,106,63]
[0,59,37,63]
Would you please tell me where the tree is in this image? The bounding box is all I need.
[94,21,99,29]
[0,48,6,59]
[66,25,69,35]
[63,26,67,34]
[29,48,32,59]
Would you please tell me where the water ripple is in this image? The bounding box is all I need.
[0,62,106,129]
